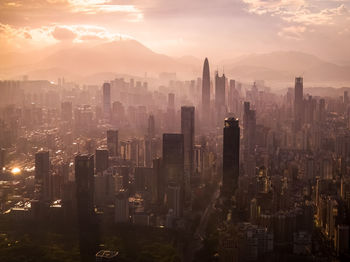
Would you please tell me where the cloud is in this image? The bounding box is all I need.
[52,26,77,41]
[278,25,306,40]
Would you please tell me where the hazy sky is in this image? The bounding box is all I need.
[0,0,349,63]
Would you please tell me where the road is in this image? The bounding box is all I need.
[185,185,220,262]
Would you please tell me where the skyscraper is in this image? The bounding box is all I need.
[35,150,50,202]
[181,106,195,186]
[148,114,155,138]
[202,58,210,119]
[243,102,256,177]
[102,82,111,118]
[222,118,240,197]
[162,134,184,216]
[107,130,118,157]
[162,134,184,185]
[215,71,226,124]
[75,154,96,262]
[95,148,109,173]
[294,77,304,131]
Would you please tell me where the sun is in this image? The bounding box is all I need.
[11,167,21,175]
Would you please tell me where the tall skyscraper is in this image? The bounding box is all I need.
[162,134,184,185]
[95,148,109,173]
[35,150,50,202]
[181,106,195,185]
[222,118,240,197]
[294,77,304,131]
[243,102,256,177]
[75,154,96,262]
[202,58,210,119]
[107,130,118,157]
[215,71,226,124]
[102,82,111,118]
[148,114,155,138]
[215,71,226,110]
[167,93,176,132]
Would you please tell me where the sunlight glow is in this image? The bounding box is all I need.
[11,167,21,175]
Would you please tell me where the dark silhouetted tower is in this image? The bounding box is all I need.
[181,106,195,200]
[202,58,210,119]
[215,71,226,124]
[95,148,109,173]
[294,77,303,130]
[75,154,96,262]
[222,118,240,197]
[102,82,111,118]
[107,130,118,157]
[163,134,184,185]
[148,114,155,138]
[35,150,50,202]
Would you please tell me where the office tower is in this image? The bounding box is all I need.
[222,118,240,197]
[202,58,210,120]
[167,93,176,132]
[102,82,111,118]
[215,71,226,125]
[243,102,256,154]
[162,134,184,185]
[243,102,256,177]
[148,114,155,138]
[181,106,195,192]
[294,77,304,131]
[61,101,72,122]
[215,71,226,110]
[35,150,50,202]
[75,154,96,262]
[107,130,118,157]
[95,148,109,173]
[115,189,129,223]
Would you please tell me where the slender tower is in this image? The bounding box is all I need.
[202,58,210,120]
[222,117,240,198]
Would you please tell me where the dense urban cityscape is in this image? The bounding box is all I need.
[1,0,350,261]
[0,56,350,261]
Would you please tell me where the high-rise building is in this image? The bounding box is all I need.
[95,148,109,173]
[107,130,118,157]
[75,154,96,262]
[115,189,129,223]
[35,151,50,202]
[181,106,195,189]
[215,71,226,111]
[222,118,240,197]
[162,134,184,185]
[294,77,304,130]
[148,114,155,138]
[167,93,176,132]
[102,82,111,118]
[243,102,256,177]
[202,58,210,120]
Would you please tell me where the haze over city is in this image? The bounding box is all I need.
[1,1,350,262]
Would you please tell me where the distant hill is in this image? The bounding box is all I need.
[1,42,349,84]
[222,51,350,81]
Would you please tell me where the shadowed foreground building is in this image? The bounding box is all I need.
[222,117,240,198]
[75,154,97,262]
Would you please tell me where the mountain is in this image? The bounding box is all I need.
[222,51,350,82]
[1,42,349,84]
